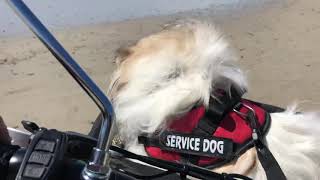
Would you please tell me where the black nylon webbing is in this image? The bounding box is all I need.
[193,85,243,137]
[189,85,244,166]
[138,135,159,147]
[257,144,287,180]
[192,116,218,136]
[246,110,287,180]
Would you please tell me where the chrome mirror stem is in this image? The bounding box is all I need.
[7,0,115,179]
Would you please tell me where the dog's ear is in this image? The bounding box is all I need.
[114,40,138,65]
[115,46,132,64]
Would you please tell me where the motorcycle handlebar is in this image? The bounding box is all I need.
[6,147,135,180]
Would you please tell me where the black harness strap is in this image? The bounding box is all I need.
[244,99,285,113]
[192,116,218,136]
[138,134,159,147]
[257,145,287,180]
[194,84,244,136]
[246,111,287,180]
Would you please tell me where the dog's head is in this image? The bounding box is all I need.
[108,20,248,147]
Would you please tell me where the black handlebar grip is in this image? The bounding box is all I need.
[1,145,22,180]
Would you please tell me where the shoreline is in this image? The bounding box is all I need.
[1,0,284,37]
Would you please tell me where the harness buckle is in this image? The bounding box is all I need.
[233,102,261,143]
[232,102,256,119]
[233,102,287,180]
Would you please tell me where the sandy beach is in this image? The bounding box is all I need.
[1,0,320,133]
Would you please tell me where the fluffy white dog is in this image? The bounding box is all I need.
[107,20,320,179]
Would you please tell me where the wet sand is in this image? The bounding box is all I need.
[1,0,320,133]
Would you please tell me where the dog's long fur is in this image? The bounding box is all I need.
[108,20,320,179]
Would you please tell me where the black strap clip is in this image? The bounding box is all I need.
[233,103,287,180]
[233,103,263,146]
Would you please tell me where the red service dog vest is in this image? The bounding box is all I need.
[138,99,271,168]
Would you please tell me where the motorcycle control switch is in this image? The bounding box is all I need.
[15,128,67,180]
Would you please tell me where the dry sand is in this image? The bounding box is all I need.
[1,0,320,133]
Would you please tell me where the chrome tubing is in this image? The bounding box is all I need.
[6,0,115,179]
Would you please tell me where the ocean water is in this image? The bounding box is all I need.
[0,0,280,36]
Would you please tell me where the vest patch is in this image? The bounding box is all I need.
[159,131,233,158]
